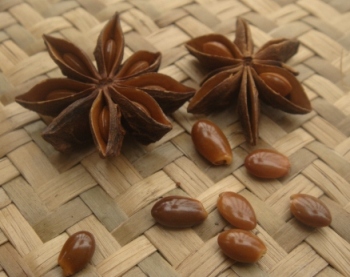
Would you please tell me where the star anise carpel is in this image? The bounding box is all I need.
[185,18,312,145]
[15,13,195,158]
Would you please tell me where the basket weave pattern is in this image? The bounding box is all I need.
[1,0,350,276]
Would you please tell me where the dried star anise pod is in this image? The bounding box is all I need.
[15,13,195,157]
[185,18,312,145]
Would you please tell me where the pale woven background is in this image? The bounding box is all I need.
[1,0,350,276]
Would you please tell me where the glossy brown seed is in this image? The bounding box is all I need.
[125,60,149,76]
[151,196,208,228]
[142,85,166,91]
[191,119,232,165]
[259,72,292,97]
[58,231,95,276]
[202,41,233,58]
[105,39,117,73]
[244,149,290,178]
[218,229,267,263]
[46,90,75,100]
[290,194,332,228]
[132,101,151,117]
[99,106,110,143]
[63,53,91,76]
[217,192,257,230]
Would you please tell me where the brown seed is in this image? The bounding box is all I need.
[105,39,117,73]
[217,192,257,230]
[63,53,92,76]
[132,101,151,117]
[191,119,232,165]
[46,90,75,100]
[151,196,208,228]
[290,194,332,228]
[99,106,110,143]
[244,149,290,178]
[218,229,267,263]
[58,231,95,276]
[202,41,233,58]
[142,85,166,91]
[125,60,149,76]
[259,72,292,97]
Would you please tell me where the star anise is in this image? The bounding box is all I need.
[15,13,195,157]
[185,18,312,145]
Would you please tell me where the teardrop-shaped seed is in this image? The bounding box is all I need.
[218,229,267,263]
[217,192,257,230]
[202,41,233,58]
[142,85,166,91]
[58,231,95,276]
[191,119,232,165]
[132,101,151,117]
[99,106,110,143]
[63,53,92,76]
[290,194,332,228]
[151,196,208,228]
[244,149,290,178]
[46,90,75,100]
[259,72,292,97]
[105,39,117,73]
[125,61,149,76]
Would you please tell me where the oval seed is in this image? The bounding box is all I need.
[125,61,149,76]
[46,90,74,100]
[290,194,332,228]
[244,149,290,178]
[151,196,208,228]
[99,106,110,143]
[105,39,117,73]
[58,231,95,276]
[191,119,232,165]
[259,72,292,97]
[63,53,91,76]
[218,229,267,263]
[132,101,151,117]
[142,85,166,91]
[202,41,233,58]
[217,192,257,230]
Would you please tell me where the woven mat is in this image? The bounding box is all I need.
[1,0,350,276]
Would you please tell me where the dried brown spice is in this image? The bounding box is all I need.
[191,119,232,165]
[186,18,312,145]
[244,149,290,179]
[151,195,208,228]
[290,194,332,228]
[217,191,257,230]
[58,231,95,276]
[218,229,266,263]
[16,13,195,157]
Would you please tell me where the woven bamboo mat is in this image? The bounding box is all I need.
[1,0,350,276]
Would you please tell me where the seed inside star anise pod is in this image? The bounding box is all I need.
[259,72,292,97]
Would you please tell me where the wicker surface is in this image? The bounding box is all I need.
[1,0,350,276]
